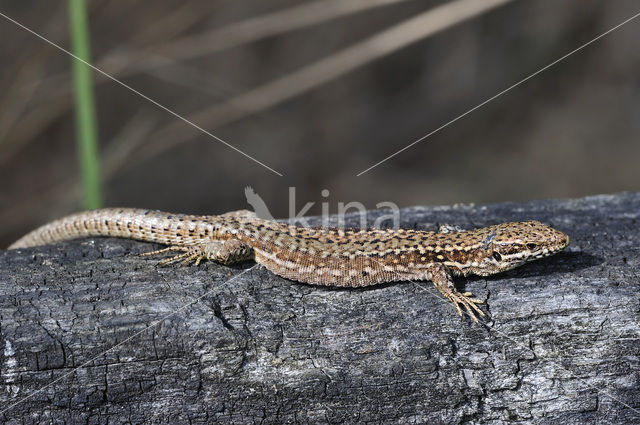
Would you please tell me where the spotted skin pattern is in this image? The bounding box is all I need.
[9,208,569,322]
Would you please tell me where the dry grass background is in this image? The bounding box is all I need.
[1,0,639,247]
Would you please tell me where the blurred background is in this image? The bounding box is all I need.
[1,0,639,246]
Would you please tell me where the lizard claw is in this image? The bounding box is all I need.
[447,291,486,323]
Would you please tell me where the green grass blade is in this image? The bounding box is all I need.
[69,0,102,209]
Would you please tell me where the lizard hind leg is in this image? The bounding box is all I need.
[203,239,254,265]
[141,239,254,266]
[140,245,206,266]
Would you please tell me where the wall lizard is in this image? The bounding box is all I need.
[8,208,569,322]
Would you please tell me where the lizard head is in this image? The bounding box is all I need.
[470,220,569,276]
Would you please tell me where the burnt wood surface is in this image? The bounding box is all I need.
[1,193,639,424]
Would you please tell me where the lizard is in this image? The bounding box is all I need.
[8,208,570,323]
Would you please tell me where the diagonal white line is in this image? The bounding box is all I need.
[0,11,283,177]
[0,264,258,415]
[357,9,640,176]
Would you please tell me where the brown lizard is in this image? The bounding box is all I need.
[8,208,569,322]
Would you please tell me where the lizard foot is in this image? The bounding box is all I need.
[444,291,485,324]
[141,246,206,266]
[140,240,253,266]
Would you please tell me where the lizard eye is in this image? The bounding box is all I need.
[492,252,502,262]
[526,243,537,250]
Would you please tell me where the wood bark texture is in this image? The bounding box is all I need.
[1,193,639,424]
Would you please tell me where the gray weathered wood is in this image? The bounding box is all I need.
[1,193,639,424]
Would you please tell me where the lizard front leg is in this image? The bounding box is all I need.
[141,239,254,266]
[426,263,485,323]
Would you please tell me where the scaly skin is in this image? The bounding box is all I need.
[9,208,570,322]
